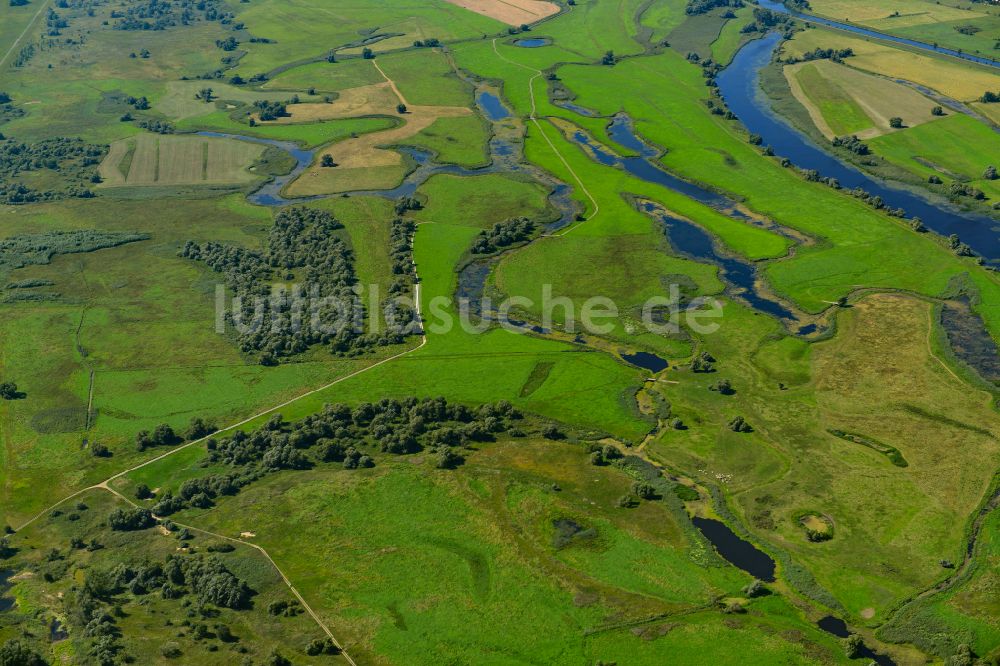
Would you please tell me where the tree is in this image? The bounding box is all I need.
[396,103,407,114]
[842,634,863,659]
[107,507,155,531]
[0,639,46,666]
[980,90,999,103]
[435,448,462,469]
[631,481,657,499]
[888,117,903,128]
[306,637,340,656]
[743,579,766,597]
[728,415,753,433]
[135,484,153,500]
[362,47,374,59]
[542,424,564,440]
[601,50,615,65]
[326,52,336,63]
[712,378,734,395]
[160,642,182,659]
[0,92,10,104]
[196,88,213,103]
[185,417,216,440]
[0,382,21,400]
[320,154,336,167]
[931,105,945,116]
[984,165,997,180]
[8,0,30,6]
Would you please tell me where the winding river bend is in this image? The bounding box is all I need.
[756,0,1000,70]
[716,32,1000,266]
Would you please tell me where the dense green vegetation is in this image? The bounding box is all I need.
[3,0,1000,662]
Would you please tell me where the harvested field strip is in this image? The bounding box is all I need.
[102,134,266,187]
[441,0,559,26]
[786,62,871,138]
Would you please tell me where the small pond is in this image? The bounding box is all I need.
[477,91,510,121]
[691,517,776,582]
[621,351,668,373]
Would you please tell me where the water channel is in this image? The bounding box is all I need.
[715,32,1000,266]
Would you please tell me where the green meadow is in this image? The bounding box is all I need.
[3,0,1000,662]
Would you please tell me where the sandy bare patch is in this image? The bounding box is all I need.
[285,66,472,196]
[261,83,400,123]
[240,531,256,538]
[441,0,559,26]
[860,607,875,619]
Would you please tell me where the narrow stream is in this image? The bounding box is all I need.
[715,33,1000,266]
[560,117,812,330]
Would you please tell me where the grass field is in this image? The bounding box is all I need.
[6,0,1000,662]
[868,112,1000,200]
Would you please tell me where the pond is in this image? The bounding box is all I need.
[477,91,510,121]
[620,351,669,373]
[0,569,14,613]
[514,38,550,48]
[815,615,897,665]
[691,516,776,581]
[715,33,1000,266]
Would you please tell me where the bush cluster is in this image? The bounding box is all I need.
[470,217,536,254]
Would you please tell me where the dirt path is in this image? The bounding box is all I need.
[490,39,599,235]
[373,60,410,108]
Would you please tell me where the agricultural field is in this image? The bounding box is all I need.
[3,0,1000,664]
[98,134,267,187]
[806,0,1000,57]
[785,59,940,138]
[783,26,1000,102]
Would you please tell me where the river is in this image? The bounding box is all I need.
[716,32,1000,266]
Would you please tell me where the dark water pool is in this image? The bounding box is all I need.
[621,351,668,373]
[816,615,850,637]
[0,569,14,613]
[691,516,776,581]
[477,91,510,121]
[815,615,896,665]
[716,33,1000,266]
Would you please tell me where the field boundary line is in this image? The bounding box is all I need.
[490,39,599,235]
